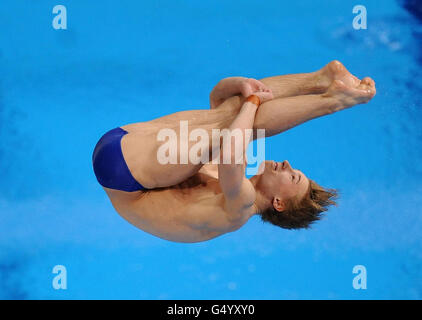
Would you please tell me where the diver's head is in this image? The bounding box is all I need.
[252,160,339,229]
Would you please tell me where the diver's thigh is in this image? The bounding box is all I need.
[121,123,205,189]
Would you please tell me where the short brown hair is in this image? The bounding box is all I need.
[259,179,339,229]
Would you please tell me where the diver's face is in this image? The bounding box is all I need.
[258,160,310,203]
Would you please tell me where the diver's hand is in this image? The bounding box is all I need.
[240,78,274,103]
[210,77,273,109]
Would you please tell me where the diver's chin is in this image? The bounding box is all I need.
[257,161,269,176]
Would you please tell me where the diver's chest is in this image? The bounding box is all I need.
[173,174,221,196]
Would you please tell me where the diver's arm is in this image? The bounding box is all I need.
[218,96,260,217]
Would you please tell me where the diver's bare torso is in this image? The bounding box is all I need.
[103,164,256,243]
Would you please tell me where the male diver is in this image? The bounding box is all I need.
[92,61,376,243]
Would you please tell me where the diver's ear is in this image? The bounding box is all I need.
[272,197,285,212]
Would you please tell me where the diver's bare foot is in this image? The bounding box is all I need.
[323,77,376,112]
[316,60,361,92]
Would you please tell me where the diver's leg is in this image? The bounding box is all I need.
[253,77,376,137]
[258,60,361,98]
[210,60,361,106]
[210,72,321,109]
[214,61,374,137]
[120,108,236,189]
[213,76,375,139]
[120,63,374,189]
[120,77,375,189]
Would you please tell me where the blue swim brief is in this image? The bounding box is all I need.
[92,127,147,192]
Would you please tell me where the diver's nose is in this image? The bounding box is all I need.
[282,160,292,171]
